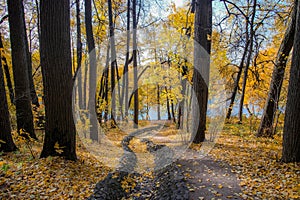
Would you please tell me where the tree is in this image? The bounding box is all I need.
[257,0,297,137]
[85,0,98,140]
[282,0,300,163]
[192,0,212,143]
[133,0,139,128]
[40,0,77,160]
[0,45,17,152]
[7,0,36,139]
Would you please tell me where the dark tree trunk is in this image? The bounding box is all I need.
[282,0,300,163]
[85,0,98,140]
[133,0,139,128]
[257,0,297,137]
[157,84,161,120]
[76,0,84,110]
[7,0,36,139]
[238,0,257,123]
[0,49,17,152]
[121,0,131,120]
[0,34,14,104]
[108,0,117,126]
[165,87,172,120]
[40,0,77,160]
[192,0,212,143]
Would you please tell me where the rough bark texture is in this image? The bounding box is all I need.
[40,0,76,160]
[192,0,212,143]
[257,0,297,137]
[7,0,36,139]
[85,0,98,140]
[282,0,300,163]
[0,49,17,152]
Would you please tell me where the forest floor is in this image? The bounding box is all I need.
[0,119,299,199]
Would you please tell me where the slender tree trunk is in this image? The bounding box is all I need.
[121,0,131,120]
[7,0,36,139]
[192,0,212,143]
[0,49,17,152]
[85,0,98,140]
[108,0,117,126]
[133,0,139,128]
[0,33,14,104]
[238,0,257,123]
[226,27,250,120]
[157,84,161,120]
[282,0,300,163]
[40,0,76,160]
[257,0,297,137]
[76,0,84,109]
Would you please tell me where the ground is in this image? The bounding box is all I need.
[0,119,299,199]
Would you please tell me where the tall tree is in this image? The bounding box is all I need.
[76,0,84,109]
[282,0,300,163]
[108,0,117,126]
[0,47,17,152]
[238,0,257,123]
[7,0,36,139]
[40,0,76,160]
[85,0,98,140]
[133,0,139,128]
[257,0,297,137]
[192,0,212,143]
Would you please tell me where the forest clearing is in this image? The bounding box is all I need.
[0,0,300,199]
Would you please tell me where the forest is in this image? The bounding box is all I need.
[0,0,299,199]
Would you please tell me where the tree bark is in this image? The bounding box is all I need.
[0,33,14,104]
[257,0,297,137]
[85,0,98,140]
[282,0,300,163]
[192,0,212,143]
[133,0,139,128]
[238,0,257,123]
[40,0,76,160]
[7,0,36,139]
[76,0,84,110]
[0,49,17,152]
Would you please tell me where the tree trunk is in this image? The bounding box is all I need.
[85,0,98,140]
[40,0,77,160]
[0,33,14,104]
[133,0,139,128]
[0,49,17,152]
[238,0,257,123]
[282,0,300,163]
[157,84,161,120]
[257,0,297,137]
[108,0,117,126]
[192,0,212,143]
[76,0,84,110]
[7,0,36,139]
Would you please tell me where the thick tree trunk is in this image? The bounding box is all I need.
[0,49,17,152]
[7,0,36,139]
[40,0,76,160]
[85,0,98,140]
[257,0,297,137]
[192,0,212,143]
[133,0,139,128]
[282,0,300,163]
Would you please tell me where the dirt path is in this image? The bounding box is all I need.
[177,149,243,200]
